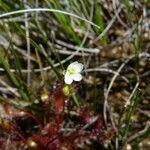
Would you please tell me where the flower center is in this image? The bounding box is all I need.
[67,67,76,75]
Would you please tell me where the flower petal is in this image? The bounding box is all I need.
[64,74,73,84]
[68,62,83,72]
[72,62,83,73]
[67,61,78,69]
[72,73,82,81]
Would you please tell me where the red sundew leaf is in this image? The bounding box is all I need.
[0,140,7,149]
[46,138,61,150]
[1,119,11,131]
[97,127,116,142]
[31,135,61,150]
[104,127,117,140]
[92,119,104,133]
[42,122,58,137]
[32,135,51,149]
[79,108,93,124]
[1,102,27,119]
[53,85,64,115]
[2,102,9,112]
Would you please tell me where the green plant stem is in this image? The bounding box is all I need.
[122,90,141,141]
[71,92,80,107]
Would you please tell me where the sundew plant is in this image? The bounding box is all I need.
[0,0,150,150]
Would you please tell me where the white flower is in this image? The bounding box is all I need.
[64,61,83,84]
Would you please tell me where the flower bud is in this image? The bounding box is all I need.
[62,85,70,96]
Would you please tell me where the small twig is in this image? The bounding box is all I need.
[103,55,141,129]
[56,49,89,56]
[0,8,100,29]
[55,40,100,53]
[81,116,99,130]
[140,70,150,78]
[0,52,149,73]
[23,0,31,87]
[90,5,122,45]
[0,87,16,95]
[0,16,28,22]
[137,108,150,118]
[102,52,150,128]
[0,80,19,97]
[125,68,140,107]
[14,46,36,61]
[112,3,128,29]
[101,24,137,51]
[85,68,129,83]
[81,0,94,75]
[0,35,36,62]
[35,0,39,19]
[127,121,150,142]
[50,43,90,56]
[60,116,99,137]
